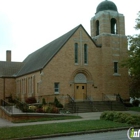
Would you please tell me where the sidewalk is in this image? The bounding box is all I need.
[0,111,139,128]
[0,112,102,128]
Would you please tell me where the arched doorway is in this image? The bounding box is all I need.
[74,73,87,101]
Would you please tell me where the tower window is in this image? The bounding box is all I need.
[84,44,88,64]
[111,18,117,34]
[96,20,99,36]
[114,62,118,73]
[75,43,78,64]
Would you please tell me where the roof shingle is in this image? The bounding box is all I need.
[0,61,23,77]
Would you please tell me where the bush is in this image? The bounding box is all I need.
[51,106,59,113]
[126,116,136,125]
[28,105,37,111]
[116,113,130,123]
[100,111,108,120]
[105,111,115,121]
[54,97,63,108]
[36,108,44,113]
[46,106,53,113]
[113,112,123,122]
[132,100,140,107]
[25,97,37,104]
[100,111,140,125]
[42,98,46,105]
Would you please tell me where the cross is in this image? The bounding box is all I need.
[73,29,88,65]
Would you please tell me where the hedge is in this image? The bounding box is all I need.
[100,111,140,125]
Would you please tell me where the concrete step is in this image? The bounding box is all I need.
[66,101,93,113]
[12,106,22,114]
[65,101,127,113]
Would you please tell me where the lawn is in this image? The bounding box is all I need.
[0,120,130,140]
[129,107,140,112]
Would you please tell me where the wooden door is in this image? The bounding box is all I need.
[75,84,87,101]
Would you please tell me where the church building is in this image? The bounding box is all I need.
[0,1,129,106]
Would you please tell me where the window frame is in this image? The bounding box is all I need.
[111,18,117,34]
[84,44,88,64]
[54,83,60,94]
[74,43,78,64]
[114,61,118,73]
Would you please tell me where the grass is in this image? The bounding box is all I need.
[129,107,140,112]
[12,115,82,123]
[0,120,130,140]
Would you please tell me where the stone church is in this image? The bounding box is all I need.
[0,0,129,106]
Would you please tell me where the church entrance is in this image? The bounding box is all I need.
[74,84,87,100]
[74,73,87,101]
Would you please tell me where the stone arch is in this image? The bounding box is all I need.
[69,68,93,84]
[111,18,117,34]
[74,73,87,83]
[96,20,99,36]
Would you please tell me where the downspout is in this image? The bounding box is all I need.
[3,78,5,100]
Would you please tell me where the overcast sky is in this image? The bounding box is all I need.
[0,0,140,62]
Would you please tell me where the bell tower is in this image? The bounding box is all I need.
[91,0,126,40]
[90,0,129,99]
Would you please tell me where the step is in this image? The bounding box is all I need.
[65,101,127,113]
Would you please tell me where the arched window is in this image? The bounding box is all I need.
[74,73,87,83]
[111,18,117,34]
[75,43,78,64]
[84,44,88,64]
[96,20,99,36]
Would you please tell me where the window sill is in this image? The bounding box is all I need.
[54,92,60,94]
[113,73,121,76]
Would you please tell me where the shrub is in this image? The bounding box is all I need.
[54,97,63,108]
[117,113,130,123]
[51,106,59,113]
[25,97,37,104]
[100,111,108,120]
[28,105,37,111]
[36,108,44,113]
[126,116,137,125]
[105,111,115,121]
[42,98,46,105]
[113,112,123,122]
[46,106,53,113]
[100,111,115,121]
[100,111,140,125]
[132,100,140,107]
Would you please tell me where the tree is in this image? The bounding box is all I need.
[123,11,140,97]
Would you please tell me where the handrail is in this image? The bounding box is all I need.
[67,94,76,113]
[102,93,111,101]
[116,94,127,110]
[14,98,28,112]
[102,93,112,110]
[87,95,98,112]
[0,99,13,113]
[67,94,75,103]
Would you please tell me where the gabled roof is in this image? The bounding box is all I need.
[0,61,23,78]
[17,24,100,77]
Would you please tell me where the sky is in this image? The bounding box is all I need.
[0,0,140,62]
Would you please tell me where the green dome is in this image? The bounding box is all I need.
[96,0,118,14]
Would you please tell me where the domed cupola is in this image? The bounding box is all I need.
[90,0,125,38]
[96,0,118,14]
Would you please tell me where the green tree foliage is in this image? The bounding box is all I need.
[123,11,140,97]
